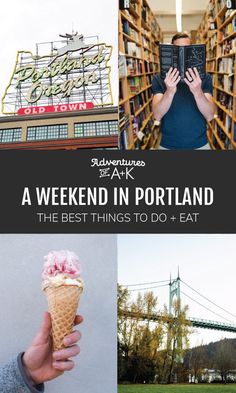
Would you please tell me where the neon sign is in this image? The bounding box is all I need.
[2,34,113,115]
[17,102,94,115]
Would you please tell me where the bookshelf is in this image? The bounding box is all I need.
[119,0,163,150]
[196,0,236,150]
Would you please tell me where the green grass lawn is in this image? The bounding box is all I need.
[118,384,236,393]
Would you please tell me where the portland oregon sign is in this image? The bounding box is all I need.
[2,33,113,115]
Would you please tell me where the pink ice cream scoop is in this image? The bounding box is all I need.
[42,250,82,280]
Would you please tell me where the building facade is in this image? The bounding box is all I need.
[0,106,118,149]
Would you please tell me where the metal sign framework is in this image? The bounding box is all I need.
[2,35,113,115]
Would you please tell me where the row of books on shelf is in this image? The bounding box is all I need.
[206,1,236,32]
[150,51,159,64]
[217,90,233,112]
[219,15,236,38]
[212,125,231,149]
[212,121,236,148]
[129,88,152,114]
[217,73,234,91]
[217,108,233,130]
[142,34,151,49]
[119,105,130,132]
[123,39,159,63]
[119,53,159,79]
[207,0,217,29]
[128,59,158,74]
[127,58,143,75]
[207,59,216,72]
[122,20,139,41]
[128,76,143,94]
[209,32,218,50]
[143,48,157,63]
[121,9,138,28]
[219,9,236,27]
[217,0,236,12]
[145,61,158,73]
[119,130,129,150]
[142,4,151,25]
[218,56,234,73]
[146,74,152,85]
[124,39,141,57]
[130,94,144,114]
[207,46,217,59]
[151,18,161,40]
[219,37,236,54]
[132,104,151,131]
[119,116,154,150]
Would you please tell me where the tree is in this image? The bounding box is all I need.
[214,339,235,383]
[160,300,191,384]
[187,344,206,383]
[118,287,164,383]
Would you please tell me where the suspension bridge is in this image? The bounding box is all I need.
[120,273,236,333]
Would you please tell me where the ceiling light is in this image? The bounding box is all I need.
[176,0,182,32]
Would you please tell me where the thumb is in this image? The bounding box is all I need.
[32,312,52,345]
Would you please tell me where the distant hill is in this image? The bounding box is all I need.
[184,338,236,381]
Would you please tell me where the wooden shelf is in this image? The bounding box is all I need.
[120,11,140,32]
[197,0,236,150]
[218,31,236,44]
[215,117,232,139]
[122,32,141,46]
[218,10,236,30]
[134,97,152,117]
[119,0,162,150]
[213,85,234,97]
[215,100,233,118]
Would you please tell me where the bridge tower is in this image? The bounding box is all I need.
[169,269,181,315]
[167,269,183,374]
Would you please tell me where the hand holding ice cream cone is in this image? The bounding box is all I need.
[23,312,83,385]
[42,250,84,351]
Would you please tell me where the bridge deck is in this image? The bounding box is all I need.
[120,310,236,333]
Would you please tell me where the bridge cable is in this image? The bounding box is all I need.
[181,279,236,319]
[181,290,235,324]
[127,283,169,292]
[122,279,170,287]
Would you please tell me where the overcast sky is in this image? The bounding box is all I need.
[118,234,236,348]
[0,0,118,115]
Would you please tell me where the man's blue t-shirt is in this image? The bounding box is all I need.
[152,74,213,149]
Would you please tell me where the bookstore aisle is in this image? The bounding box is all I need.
[119,0,236,150]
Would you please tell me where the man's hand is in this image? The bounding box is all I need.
[184,67,202,96]
[164,67,180,94]
[184,67,215,121]
[22,312,83,385]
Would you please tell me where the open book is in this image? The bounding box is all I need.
[159,44,206,81]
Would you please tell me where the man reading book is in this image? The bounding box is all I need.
[152,33,215,150]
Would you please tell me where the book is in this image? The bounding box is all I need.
[119,130,128,150]
[119,53,128,78]
[159,44,206,81]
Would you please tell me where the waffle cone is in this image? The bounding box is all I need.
[45,285,82,351]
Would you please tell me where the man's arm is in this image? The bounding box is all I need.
[152,68,180,121]
[0,355,43,393]
[184,67,215,121]
[0,313,83,393]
